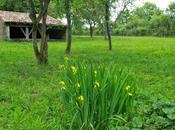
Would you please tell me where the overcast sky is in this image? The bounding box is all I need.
[138,0,175,9]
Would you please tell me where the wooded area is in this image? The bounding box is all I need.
[0,0,174,64]
[0,1,175,37]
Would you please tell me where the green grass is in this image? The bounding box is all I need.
[0,36,175,129]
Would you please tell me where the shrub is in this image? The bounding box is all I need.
[59,60,136,129]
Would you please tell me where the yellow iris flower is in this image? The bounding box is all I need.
[71,66,77,74]
[78,96,84,102]
[76,83,80,88]
[94,70,97,77]
[128,92,133,96]
[126,85,131,91]
[59,81,66,90]
[94,81,100,88]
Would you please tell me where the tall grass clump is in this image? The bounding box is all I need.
[59,59,136,129]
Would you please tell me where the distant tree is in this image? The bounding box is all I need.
[167,2,175,34]
[113,9,130,35]
[134,2,162,21]
[115,2,163,36]
[29,0,50,64]
[0,0,28,12]
[150,14,170,36]
[0,0,56,17]
[56,0,72,54]
[73,0,104,38]
[113,0,134,24]
[102,0,135,50]
[72,15,85,35]
[167,2,175,16]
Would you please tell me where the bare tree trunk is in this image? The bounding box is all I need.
[32,23,41,64]
[40,11,48,64]
[104,28,108,40]
[65,0,72,54]
[105,0,112,50]
[90,24,94,38]
[29,0,50,64]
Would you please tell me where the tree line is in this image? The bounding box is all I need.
[0,0,134,64]
[0,0,174,64]
[71,2,175,37]
[112,2,175,37]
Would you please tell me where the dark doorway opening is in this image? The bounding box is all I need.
[9,26,65,40]
[10,27,25,39]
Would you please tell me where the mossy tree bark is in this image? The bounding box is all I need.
[65,0,72,54]
[29,0,50,64]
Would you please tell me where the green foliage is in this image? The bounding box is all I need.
[110,95,175,129]
[128,97,175,129]
[0,0,57,18]
[0,0,28,12]
[59,60,136,129]
[133,2,162,21]
[167,2,175,17]
[0,37,175,129]
[113,2,175,37]
[74,0,104,25]
[153,101,175,120]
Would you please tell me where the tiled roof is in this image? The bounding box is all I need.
[0,10,64,26]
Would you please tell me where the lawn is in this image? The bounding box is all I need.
[0,36,175,129]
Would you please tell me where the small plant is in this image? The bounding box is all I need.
[59,59,136,129]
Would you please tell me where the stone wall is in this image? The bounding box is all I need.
[0,18,5,40]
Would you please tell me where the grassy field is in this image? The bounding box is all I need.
[0,36,175,129]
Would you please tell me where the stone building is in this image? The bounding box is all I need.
[0,10,66,40]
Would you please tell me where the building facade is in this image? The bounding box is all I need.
[0,11,66,40]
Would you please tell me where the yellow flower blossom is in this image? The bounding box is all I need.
[59,81,65,86]
[71,66,77,74]
[126,85,131,91]
[128,92,133,96]
[59,64,66,70]
[78,96,84,102]
[76,83,80,88]
[61,86,66,90]
[59,81,66,90]
[94,81,100,88]
[94,70,97,77]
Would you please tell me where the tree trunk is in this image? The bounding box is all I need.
[105,0,112,50]
[90,25,94,38]
[40,10,48,64]
[65,0,72,54]
[29,0,50,64]
[104,29,108,40]
[32,23,41,64]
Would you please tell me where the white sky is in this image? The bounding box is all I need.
[138,0,175,9]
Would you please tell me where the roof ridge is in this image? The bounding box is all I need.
[0,10,29,14]
[0,10,65,26]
